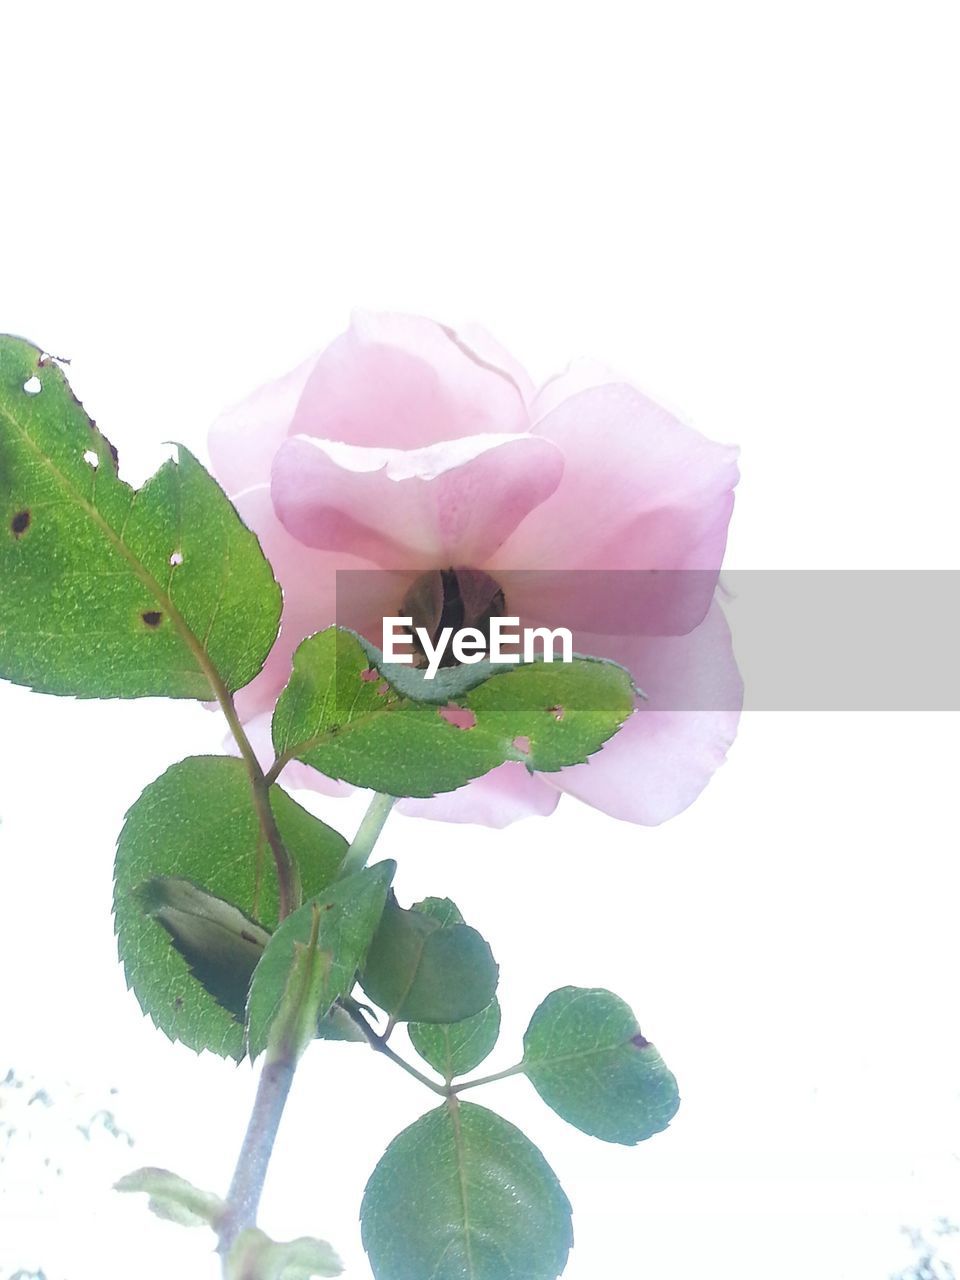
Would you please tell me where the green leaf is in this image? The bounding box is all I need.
[246,862,395,1061]
[409,998,501,1082]
[353,631,523,706]
[0,335,280,698]
[226,1229,343,1280]
[361,1101,573,1280]
[252,901,331,1064]
[271,627,635,797]
[360,895,498,1025]
[138,875,362,1044]
[140,877,271,1022]
[114,756,347,1058]
[114,1167,225,1229]
[522,987,680,1145]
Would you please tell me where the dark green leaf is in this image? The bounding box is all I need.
[0,335,281,698]
[353,631,522,706]
[138,875,361,1043]
[246,862,395,1061]
[408,998,501,1082]
[114,756,347,1058]
[523,987,680,1145]
[361,1101,573,1280]
[271,627,635,797]
[115,1167,224,1229]
[360,895,498,1024]
[140,878,270,1021]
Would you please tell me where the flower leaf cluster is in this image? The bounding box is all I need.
[1,336,679,1280]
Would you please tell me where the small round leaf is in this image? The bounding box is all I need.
[360,896,498,1024]
[408,998,502,1081]
[523,987,680,1145]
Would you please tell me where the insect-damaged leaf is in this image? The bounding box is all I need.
[522,987,680,1145]
[361,1101,572,1280]
[246,862,395,1061]
[114,757,347,1058]
[361,895,498,1025]
[0,335,281,698]
[271,627,635,797]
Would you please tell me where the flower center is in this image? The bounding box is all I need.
[399,568,507,668]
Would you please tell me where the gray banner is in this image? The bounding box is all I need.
[334,569,960,711]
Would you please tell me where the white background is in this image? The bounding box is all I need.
[2,3,959,1278]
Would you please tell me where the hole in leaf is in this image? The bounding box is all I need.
[23,376,42,395]
[169,550,183,566]
[360,667,379,683]
[547,704,565,721]
[513,734,531,754]
[141,610,163,628]
[11,510,31,538]
[83,450,99,469]
[439,705,477,730]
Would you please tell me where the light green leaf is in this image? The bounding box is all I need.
[361,895,498,1025]
[271,627,635,797]
[409,998,501,1082]
[246,862,395,1061]
[361,1101,573,1280]
[114,756,347,1058]
[0,335,280,698]
[522,987,680,1145]
[226,1229,343,1279]
[115,1167,224,1229]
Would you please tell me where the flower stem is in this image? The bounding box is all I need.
[339,793,397,879]
[217,1056,296,1265]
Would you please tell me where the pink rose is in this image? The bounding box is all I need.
[209,311,741,826]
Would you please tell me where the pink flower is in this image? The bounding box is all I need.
[209,312,741,826]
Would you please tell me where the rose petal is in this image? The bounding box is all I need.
[549,602,742,824]
[452,321,538,407]
[397,762,560,827]
[492,383,738,577]
[289,311,530,449]
[271,433,564,569]
[209,353,318,497]
[531,357,622,420]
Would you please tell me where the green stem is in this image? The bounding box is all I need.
[452,1062,527,1093]
[339,793,397,879]
[220,691,300,920]
[341,1001,447,1097]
